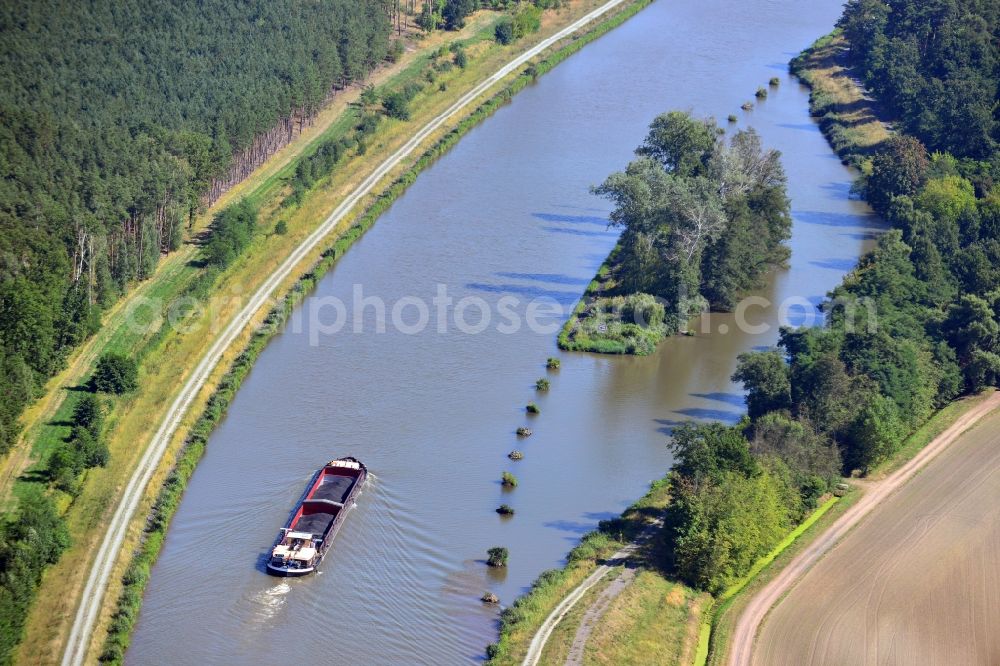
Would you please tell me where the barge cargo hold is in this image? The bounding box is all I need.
[266,457,367,576]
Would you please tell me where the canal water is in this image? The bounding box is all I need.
[129,0,880,663]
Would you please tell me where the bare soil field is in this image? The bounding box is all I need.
[754,409,1000,665]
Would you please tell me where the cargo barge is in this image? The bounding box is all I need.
[266,457,367,576]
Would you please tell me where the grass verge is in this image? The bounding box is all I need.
[537,568,618,665]
[587,571,706,666]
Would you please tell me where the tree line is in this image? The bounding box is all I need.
[0,351,136,662]
[734,4,999,477]
[0,0,394,458]
[663,0,999,596]
[664,420,838,592]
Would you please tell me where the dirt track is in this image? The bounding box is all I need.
[564,565,638,665]
[523,518,662,666]
[728,392,1000,666]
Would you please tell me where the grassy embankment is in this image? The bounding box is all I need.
[483,479,709,666]
[8,1,657,661]
[538,564,706,666]
[557,246,675,355]
[584,570,705,665]
[788,30,891,167]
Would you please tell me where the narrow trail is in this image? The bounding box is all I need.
[522,517,661,666]
[59,1,635,663]
[726,391,1000,666]
[564,565,638,665]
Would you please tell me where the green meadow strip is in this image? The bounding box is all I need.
[98,0,654,660]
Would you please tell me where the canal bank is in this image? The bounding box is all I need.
[128,0,881,664]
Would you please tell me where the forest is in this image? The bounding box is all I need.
[838,0,998,159]
[0,0,393,459]
[0,2,395,661]
[560,111,792,354]
[667,0,1000,593]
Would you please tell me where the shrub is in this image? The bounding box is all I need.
[487,546,509,567]
[496,504,515,515]
[546,357,560,369]
[514,5,542,36]
[501,471,518,487]
[507,450,523,460]
[72,426,110,468]
[387,39,405,63]
[274,219,288,235]
[741,101,753,110]
[382,91,411,120]
[494,16,515,44]
[453,47,468,69]
[72,394,105,435]
[92,353,138,394]
[620,293,665,328]
[48,443,83,492]
[526,402,540,414]
[755,86,768,99]
[728,114,738,123]
[535,378,550,391]
[516,427,532,437]
[769,76,780,86]
[203,200,258,267]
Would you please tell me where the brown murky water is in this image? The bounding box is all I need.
[129,1,880,663]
